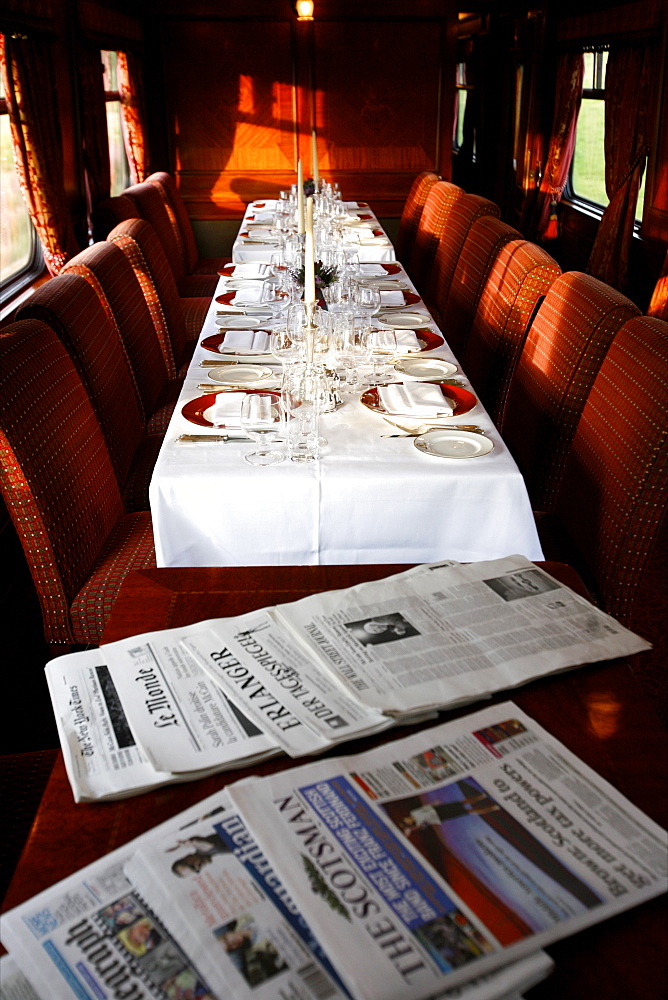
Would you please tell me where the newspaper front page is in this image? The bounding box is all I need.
[227,701,667,1000]
[0,781,552,1000]
[269,555,651,715]
[0,789,230,1000]
[181,609,395,757]
[46,644,279,802]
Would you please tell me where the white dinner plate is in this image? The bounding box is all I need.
[207,365,274,385]
[377,311,433,329]
[215,315,273,329]
[414,429,494,459]
[394,357,458,379]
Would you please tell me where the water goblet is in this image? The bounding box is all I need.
[363,326,397,385]
[239,392,284,466]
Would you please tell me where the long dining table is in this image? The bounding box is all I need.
[149,200,544,567]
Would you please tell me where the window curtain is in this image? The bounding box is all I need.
[117,50,147,183]
[587,45,654,290]
[0,32,79,274]
[533,52,584,240]
[78,44,110,210]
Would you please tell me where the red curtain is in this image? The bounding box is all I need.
[587,46,654,290]
[533,52,584,240]
[1,33,79,274]
[78,44,111,209]
[117,51,147,184]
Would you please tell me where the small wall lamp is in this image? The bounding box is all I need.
[295,1,314,20]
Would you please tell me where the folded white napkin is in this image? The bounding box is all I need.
[394,330,421,352]
[379,382,454,417]
[220,330,271,353]
[230,262,269,278]
[380,290,405,307]
[359,264,389,276]
[344,201,360,209]
[248,211,274,224]
[242,227,274,241]
[233,285,265,306]
[209,391,246,428]
[359,236,390,246]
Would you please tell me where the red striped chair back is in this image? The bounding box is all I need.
[423,192,500,316]
[124,180,217,297]
[461,239,561,423]
[91,193,137,242]
[17,273,161,511]
[395,171,440,269]
[146,171,231,277]
[501,271,640,510]
[108,217,208,375]
[549,315,668,719]
[0,320,154,644]
[64,241,180,433]
[408,181,463,290]
[436,215,521,347]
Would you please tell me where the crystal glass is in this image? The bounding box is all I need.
[282,366,323,463]
[363,326,397,385]
[239,393,284,466]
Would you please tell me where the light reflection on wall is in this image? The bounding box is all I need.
[586,692,621,740]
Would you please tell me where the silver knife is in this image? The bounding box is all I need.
[176,434,251,443]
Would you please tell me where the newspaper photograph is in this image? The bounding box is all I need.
[100,625,280,774]
[227,701,667,1000]
[182,609,394,757]
[124,790,352,1000]
[0,788,232,1000]
[270,555,652,715]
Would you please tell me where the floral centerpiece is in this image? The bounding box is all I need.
[303,177,316,197]
[291,260,340,289]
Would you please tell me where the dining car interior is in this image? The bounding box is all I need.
[0,0,666,996]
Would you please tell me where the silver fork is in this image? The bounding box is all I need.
[381,424,488,438]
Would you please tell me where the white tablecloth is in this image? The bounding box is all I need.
[232,201,396,264]
[150,268,543,567]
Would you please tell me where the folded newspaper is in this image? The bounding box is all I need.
[46,555,651,801]
[3,702,665,1000]
[226,700,667,1000]
[0,751,554,1000]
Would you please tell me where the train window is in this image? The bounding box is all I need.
[569,50,645,222]
[0,62,43,298]
[101,51,130,196]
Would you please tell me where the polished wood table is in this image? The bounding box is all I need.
[3,564,666,1000]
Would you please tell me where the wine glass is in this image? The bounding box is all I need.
[270,325,302,368]
[363,326,397,385]
[353,282,381,321]
[239,393,284,466]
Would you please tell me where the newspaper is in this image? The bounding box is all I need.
[46,645,279,802]
[0,784,552,1000]
[183,555,651,753]
[124,790,553,1000]
[227,700,667,1000]
[45,556,651,799]
[0,788,228,1000]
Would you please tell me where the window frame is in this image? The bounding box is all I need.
[101,50,131,197]
[564,46,646,228]
[0,92,45,306]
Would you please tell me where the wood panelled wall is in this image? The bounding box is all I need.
[158,3,457,221]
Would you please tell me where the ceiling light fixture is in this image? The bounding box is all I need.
[295,1,314,20]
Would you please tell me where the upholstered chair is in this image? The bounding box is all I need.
[407,181,464,291]
[435,215,521,345]
[535,315,668,721]
[395,171,440,272]
[17,274,162,511]
[460,240,561,423]
[145,171,232,276]
[500,271,640,511]
[63,241,182,433]
[0,320,155,645]
[108,217,208,376]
